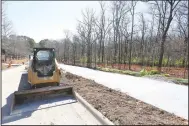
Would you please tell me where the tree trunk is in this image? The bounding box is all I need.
[158,36,166,71]
[182,37,188,67]
[87,43,91,68]
[128,41,132,70]
[102,39,105,64]
[94,41,97,69]
[98,39,101,63]
[118,32,121,69]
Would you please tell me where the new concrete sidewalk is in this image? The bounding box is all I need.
[2,66,113,125]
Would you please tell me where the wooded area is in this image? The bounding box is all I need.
[2,1,188,78]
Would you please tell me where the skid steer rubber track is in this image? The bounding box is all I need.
[11,86,77,115]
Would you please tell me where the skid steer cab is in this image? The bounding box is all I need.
[28,48,61,88]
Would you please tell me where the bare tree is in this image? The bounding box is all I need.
[111,1,130,68]
[138,13,148,66]
[2,1,14,57]
[95,1,112,64]
[175,1,188,67]
[148,6,156,66]
[128,1,137,70]
[175,1,188,78]
[4,1,188,78]
[153,0,181,71]
[120,13,130,68]
[54,40,61,61]
[63,30,72,63]
[72,35,79,65]
[77,8,96,68]
[2,1,13,37]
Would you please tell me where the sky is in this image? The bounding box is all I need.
[5,1,149,42]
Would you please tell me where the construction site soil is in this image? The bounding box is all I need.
[60,71,188,125]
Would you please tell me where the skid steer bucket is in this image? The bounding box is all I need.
[11,86,77,115]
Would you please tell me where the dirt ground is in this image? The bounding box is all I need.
[1,58,27,71]
[1,63,18,70]
[3,58,28,64]
[97,64,188,79]
[60,71,188,125]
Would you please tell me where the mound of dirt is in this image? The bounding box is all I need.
[65,73,80,80]
[61,72,188,125]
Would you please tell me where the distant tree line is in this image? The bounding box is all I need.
[2,35,35,58]
[2,1,188,72]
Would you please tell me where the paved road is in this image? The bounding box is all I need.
[60,64,188,120]
[2,66,103,125]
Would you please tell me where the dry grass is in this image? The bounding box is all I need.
[11,59,28,64]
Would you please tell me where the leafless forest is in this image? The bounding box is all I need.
[2,1,188,78]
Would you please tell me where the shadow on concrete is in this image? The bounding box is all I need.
[1,94,33,124]
[1,73,32,124]
[17,72,31,91]
[1,72,76,124]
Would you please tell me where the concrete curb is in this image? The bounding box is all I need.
[75,92,114,125]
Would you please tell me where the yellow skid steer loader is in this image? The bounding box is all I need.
[11,48,77,115]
